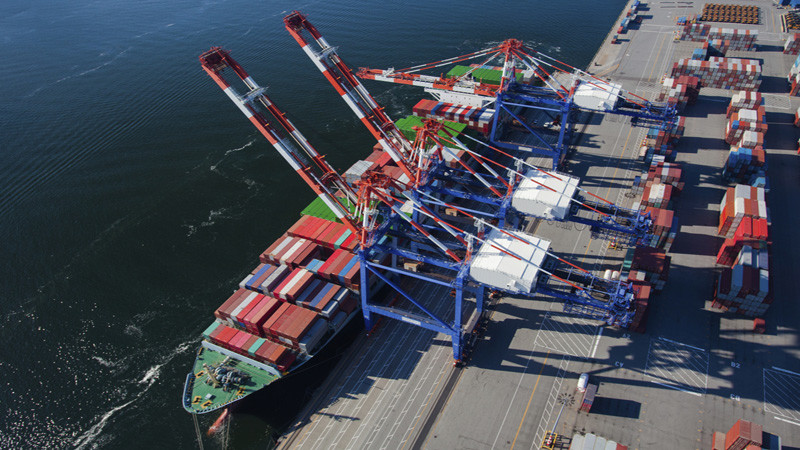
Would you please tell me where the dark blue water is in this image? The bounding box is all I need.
[0,0,625,448]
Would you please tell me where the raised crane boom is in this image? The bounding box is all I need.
[199,47,361,235]
[283,11,416,182]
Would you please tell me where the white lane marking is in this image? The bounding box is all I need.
[490,339,545,449]
[651,381,702,397]
[772,366,800,377]
[775,416,800,427]
[658,336,704,352]
[531,355,570,450]
[590,327,603,359]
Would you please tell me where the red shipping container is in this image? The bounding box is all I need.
[285,270,315,302]
[319,249,348,280]
[262,303,291,337]
[270,304,299,340]
[339,293,359,315]
[254,339,280,363]
[321,223,346,248]
[273,348,297,372]
[225,330,245,350]
[215,288,249,321]
[210,325,235,347]
[293,216,317,240]
[341,234,359,251]
[208,323,227,341]
[229,330,250,350]
[285,308,319,342]
[329,252,353,282]
[310,221,334,244]
[242,296,279,334]
[287,215,311,238]
[216,326,239,349]
[233,293,265,326]
[311,284,341,313]
[726,419,763,450]
[260,234,294,264]
[310,220,335,244]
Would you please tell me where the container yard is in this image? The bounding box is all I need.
[183,0,800,449]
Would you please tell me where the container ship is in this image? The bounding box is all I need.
[181,14,504,414]
[181,208,366,414]
[183,7,653,418]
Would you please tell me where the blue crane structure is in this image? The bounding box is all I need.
[202,11,672,361]
[282,11,649,361]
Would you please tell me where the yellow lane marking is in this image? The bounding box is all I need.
[510,352,550,450]
[647,31,668,82]
[405,357,459,450]
[603,126,634,202]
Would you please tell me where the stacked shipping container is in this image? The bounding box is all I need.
[712,185,771,317]
[784,33,800,55]
[718,185,768,238]
[412,99,493,134]
[673,24,758,50]
[659,76,700,110]
[199,196,374,373]
[670,57,761,90]
[788,53,800,95]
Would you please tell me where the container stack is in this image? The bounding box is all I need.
[639,118,685,162]
[726,90,763,117]
[784,33,800,54]
[659,76,700,109]
[723,146,766,182]
[412,100,493,134]
[674,24,757,49]
[643,206,679,251]
[648,161,685,190]
[788,53,800,95]
[629,246,671,291]
[724,107,767,145]
[712,420,782,450]
[639,182,673,209]
[618,16,632,34]
[707,38,729,56]
[670,58,761,90]
[205,323,297,371]
[260,236,321,268]
[627,278,652,333]
[632,161,684,195]
[712,262,769,317]
[718,185,768,238]
[287,215,358,251]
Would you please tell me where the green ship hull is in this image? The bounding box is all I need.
[182,308,360,414]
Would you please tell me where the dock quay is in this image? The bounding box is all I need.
[277,1,800,448]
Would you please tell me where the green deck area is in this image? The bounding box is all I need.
[394,115,467,146]
[183,345,281,414]
[445,64,522,86]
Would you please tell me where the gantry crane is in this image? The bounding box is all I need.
[355,37,678,169]
[200,13,639,361]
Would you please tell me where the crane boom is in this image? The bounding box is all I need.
[199,47,361,235]
[283,11,417,182]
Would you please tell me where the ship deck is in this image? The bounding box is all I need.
[278,1,800,448]
[184,346,280,414]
